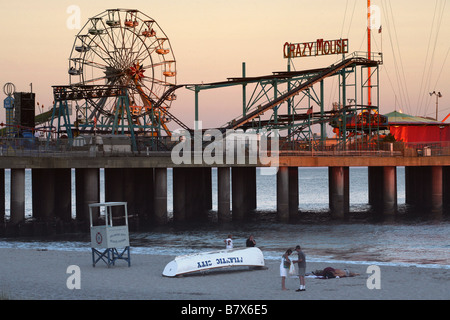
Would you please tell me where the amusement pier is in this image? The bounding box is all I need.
[1,7,449,236]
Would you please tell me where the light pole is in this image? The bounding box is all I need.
[429,91,442,121]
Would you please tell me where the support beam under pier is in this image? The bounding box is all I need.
[430,166,443,215]
[328,166,349,219]
[0,170,4,223]
[444,166,450,214]
[288,167,299,218]
[54,169,72,222]
[368,166,398,215]
[232,167,257,221]
[383,166,398,215]
[277,167,289,222]
[154,168,168,225]
[405,166,443,215]
[32,169,71,222]
[10,169,25,225]
[217,167,231,222]
[106,168,155,225]
[173,167,212,223]
[76,168,100,225]
[132,168,154,225]
[277,166,299,222]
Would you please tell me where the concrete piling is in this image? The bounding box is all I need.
[232,167,256,221]
[217,167,231,222]
[443,166,450,213]
[173,167,212,222]
[276,166,289,222]
[405,166,444,215]
[288,167,299,218]
[368,166,398,215]
[154,168,168,225]
[328,166,349,219]
[10,169,25,225]
[0,162,448,236]
[76,168,100,224]
[0,169,4,223]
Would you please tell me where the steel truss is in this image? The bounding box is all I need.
[187,52,386,151]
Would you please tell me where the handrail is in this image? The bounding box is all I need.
[0,137,448,158]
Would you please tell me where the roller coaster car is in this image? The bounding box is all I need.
[330,111,388,130]
[356,111,388,127]
[364,111,388,127]
[377,113,388,126]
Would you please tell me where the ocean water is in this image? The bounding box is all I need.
[0,167,449,269]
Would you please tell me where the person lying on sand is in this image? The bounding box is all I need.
[312,267,359,278]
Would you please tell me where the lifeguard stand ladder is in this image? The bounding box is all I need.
[89,202,131,267]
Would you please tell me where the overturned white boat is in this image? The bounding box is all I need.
[162,247,265,277]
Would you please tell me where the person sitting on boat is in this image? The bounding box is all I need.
[246,235,256,247]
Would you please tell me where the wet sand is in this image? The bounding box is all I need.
[0,248,448,301]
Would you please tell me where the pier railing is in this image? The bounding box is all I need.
[0,137,448,158]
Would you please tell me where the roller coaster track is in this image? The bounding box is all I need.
[131,84,190,134]
[148,85,191,133]
[222,57,378,132]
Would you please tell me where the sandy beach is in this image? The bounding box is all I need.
[0,247,448,302]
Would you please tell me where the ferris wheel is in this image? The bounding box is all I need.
[68,9,177,136]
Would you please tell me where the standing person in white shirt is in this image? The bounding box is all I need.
[280,248,293,290]
[224,234,233,249]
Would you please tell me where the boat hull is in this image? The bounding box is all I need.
[162,247,265,277]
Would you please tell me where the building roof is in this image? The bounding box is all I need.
[384,111,447,125]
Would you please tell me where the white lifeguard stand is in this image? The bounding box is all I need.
[89,202,131,267]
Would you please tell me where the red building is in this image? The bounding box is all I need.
[386,111,450,143]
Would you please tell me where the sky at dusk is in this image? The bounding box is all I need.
[0,0,449,131]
